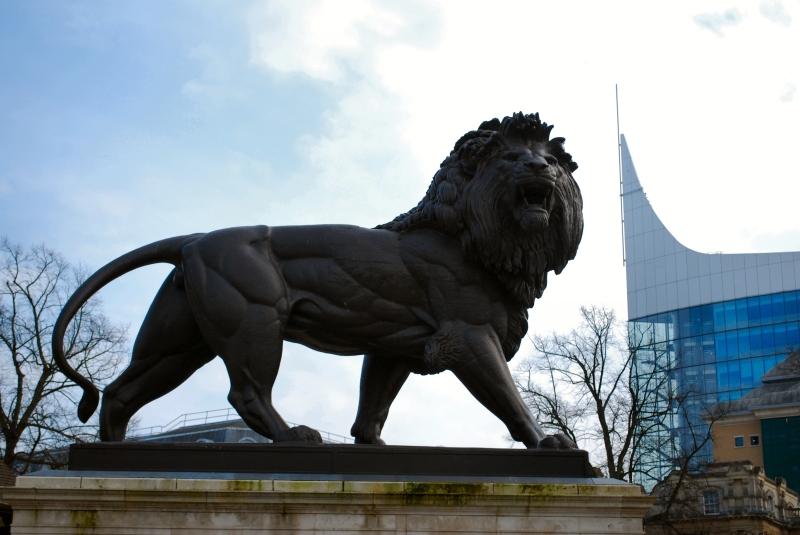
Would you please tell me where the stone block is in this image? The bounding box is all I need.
[273,479,343,493]
[494,482,578,495]
[403,481,492,494]
[176,478,273,492]
[405,512,498,532]
[15,476,81,489]
[80,477,177,491]
[578,483,643,496]
[342,480,404,493]
[498,514,581,533]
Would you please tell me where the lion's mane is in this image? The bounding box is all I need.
[378,113,584,360]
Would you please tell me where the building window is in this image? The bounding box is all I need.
[704,491,721,514]
[751,435,760,446]
[734,436,744,448]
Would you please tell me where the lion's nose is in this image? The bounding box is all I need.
[524,158,549,174]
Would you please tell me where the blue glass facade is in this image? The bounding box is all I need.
[632,290,798,404]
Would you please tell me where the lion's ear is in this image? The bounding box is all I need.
[548,137,578,172]
[479,118,500,131]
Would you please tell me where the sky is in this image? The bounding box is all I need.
[1,0,798,450]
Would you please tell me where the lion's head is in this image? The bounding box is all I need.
[379,112,583,309]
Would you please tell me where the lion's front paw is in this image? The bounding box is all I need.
[274,425,323,444]
[534,433,577,450]
[350,421,387,445]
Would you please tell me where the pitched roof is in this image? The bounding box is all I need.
[761,349,800,384]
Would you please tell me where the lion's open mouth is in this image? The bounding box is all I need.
[519,184,552,212]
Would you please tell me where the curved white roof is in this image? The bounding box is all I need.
[621,135,800,320]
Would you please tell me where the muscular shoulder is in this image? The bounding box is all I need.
[397,229,511,326]
[398,229,497,288]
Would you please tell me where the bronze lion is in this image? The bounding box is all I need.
[53,112,583,448]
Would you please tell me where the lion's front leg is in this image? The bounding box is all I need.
[351,354,410,444]
[442,323,548,448]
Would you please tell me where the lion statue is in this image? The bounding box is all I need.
[52,112,583,448]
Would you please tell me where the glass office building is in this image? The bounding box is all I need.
[621,135,800,482]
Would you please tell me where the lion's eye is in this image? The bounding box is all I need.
[502,152,522,161]
[544,156,558,166]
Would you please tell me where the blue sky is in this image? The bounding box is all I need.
[1,0,798,449]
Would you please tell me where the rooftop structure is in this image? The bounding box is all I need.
[130,408,354,445]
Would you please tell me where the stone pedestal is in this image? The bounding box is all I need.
[1,473,654,534]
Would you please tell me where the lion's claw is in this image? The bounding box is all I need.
[274,425,323,444]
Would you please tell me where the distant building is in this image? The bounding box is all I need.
[130,408,353,445]
[134,418,272,444]
[621,135,800,484]
[703,350,800,493]
[647,461,800,535]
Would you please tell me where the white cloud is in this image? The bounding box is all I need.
[247,0,406,82]
[760,0,792,26]
[780,81,797,102]
[694,8,744,36]
[245,0,439,230]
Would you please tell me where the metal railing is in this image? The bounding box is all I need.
[131,408,354,444]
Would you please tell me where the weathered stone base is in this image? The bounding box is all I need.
[1,474,654,534]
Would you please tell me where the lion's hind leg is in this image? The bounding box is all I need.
[100,271,215,441]
[219,305,321,443]
[351,355,411,444]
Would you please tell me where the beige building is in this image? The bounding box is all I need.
[710,413,764,467]
[703,350,800,494]
[647,461,799,535]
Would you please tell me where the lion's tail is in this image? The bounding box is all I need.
[52,233,203,423]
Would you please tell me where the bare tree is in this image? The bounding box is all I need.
[515,305,718,483]
[0,238,127,473]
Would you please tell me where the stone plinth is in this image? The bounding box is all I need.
[1,473,654,534]
[66,443,594,478]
